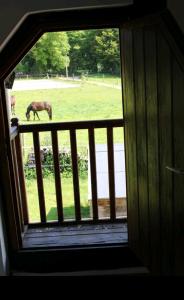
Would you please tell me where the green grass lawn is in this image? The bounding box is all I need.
[13,80,122,123]
[87,74,121,86]
[26,174,89,222]
[12,78,124,222]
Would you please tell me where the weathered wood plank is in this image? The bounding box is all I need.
[23,235,127,248]
[88,128,98,220]
[26,222,127,234]
[144,27,161,274]
[24,227,126,239]
[70,129,81,221]
[107,127,116,221]
[133,28,150,268]
[51,131,64,223]
[33,131,46,223]
[23,223,128,248]
[157,31,173,275]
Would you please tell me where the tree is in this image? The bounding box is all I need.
[68,29,120,76]
[17,32,70,74]
[68,30,100,75]
[95,29,120,74]
[15,29,121,76]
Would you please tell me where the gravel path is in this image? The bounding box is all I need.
[12,78,121,91]
[12,79,80,91]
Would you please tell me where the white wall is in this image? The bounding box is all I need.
[88,144,126,199]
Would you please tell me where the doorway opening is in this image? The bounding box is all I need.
[7,27,127,249]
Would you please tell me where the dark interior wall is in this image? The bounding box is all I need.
[0,1,169,51]
[0,0,132,50]
[121,16,184,275]
[167,0,184,34]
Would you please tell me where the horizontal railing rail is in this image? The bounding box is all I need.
[19,118,124,133]
[17,118,125,226]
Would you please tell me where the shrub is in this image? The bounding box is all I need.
[24,146,88,179]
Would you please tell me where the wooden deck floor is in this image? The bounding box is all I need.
[23,222,128,249]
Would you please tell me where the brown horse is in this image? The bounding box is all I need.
[10,95,16,115]
[26,101,52,121]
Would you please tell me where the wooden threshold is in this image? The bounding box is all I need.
[23,222,128,249]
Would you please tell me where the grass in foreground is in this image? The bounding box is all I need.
[26,174,89,222]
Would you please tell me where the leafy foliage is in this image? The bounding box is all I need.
[95,29,120,74]
[15,29,120,76]
[18,32,70,74]
[24,147,88,179]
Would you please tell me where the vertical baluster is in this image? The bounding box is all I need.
[15,133,29,225]
[51,130,64,223]
[33,131,46,223]
[107,127,116,221]
[70,129,81,221]
[88,128,98,221]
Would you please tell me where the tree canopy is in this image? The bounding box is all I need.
[16,28,120,76]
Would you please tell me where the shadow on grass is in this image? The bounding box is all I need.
[47,205,90,221]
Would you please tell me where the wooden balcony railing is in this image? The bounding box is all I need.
[10,119,29,246]
[11,118,125,227]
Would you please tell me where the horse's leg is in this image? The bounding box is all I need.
[11,106,15,115]
[47,108,52,120]
[35,111,40,120]
[47,109,50,119]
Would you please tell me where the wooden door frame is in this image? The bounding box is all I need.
[0,4,166,272]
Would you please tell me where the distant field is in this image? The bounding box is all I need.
[87,74,121,86]
[12,77,122,122]
[11,78,124,148]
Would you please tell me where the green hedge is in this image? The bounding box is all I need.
[24,147,88,179]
